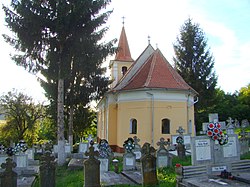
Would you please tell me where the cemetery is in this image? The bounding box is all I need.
[0,115,248,186]
[0,2,250,186]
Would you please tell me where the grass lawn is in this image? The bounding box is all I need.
[33,152,250,187]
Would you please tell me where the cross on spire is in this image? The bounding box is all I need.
[148,35,151,45]
[122,16,125,26]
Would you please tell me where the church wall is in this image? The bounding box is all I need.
[115,96,195,149]
[107,103,117,147]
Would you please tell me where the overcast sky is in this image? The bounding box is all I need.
[0,0,249,102]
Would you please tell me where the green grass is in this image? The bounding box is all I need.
[33,153,250,187]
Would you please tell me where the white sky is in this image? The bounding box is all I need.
[0,0,250,102]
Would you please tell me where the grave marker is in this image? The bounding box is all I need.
[84,141,101,187]
[156,137,172,168]
[141,142,158,186]
[132,136,142,160]
[0,158,17,187]
[123,138,136,171]
[97,139,113,173]
[40,151,56,187]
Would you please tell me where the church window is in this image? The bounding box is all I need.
[122,66,128,76]
[162,118,170,134]
[129,118,137,134]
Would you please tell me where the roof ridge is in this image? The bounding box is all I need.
[144,50,157,87]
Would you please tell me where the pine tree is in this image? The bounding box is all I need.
[173,18,217,131]
[3,0,115,165]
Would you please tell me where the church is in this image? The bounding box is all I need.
[97,25,197,152]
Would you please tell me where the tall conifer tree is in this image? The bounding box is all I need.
[3,0,115,165]
[173,18,217,131]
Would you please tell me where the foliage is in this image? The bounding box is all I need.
[173,18,217,131]
[0,90,46,146]
[2,0,116,152]
[210,86,250,123]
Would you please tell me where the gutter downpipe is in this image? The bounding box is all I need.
[146,92,154,146]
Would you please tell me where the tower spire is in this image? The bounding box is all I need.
[115,21,133,62]
[122,16,125,26]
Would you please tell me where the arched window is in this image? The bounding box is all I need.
[162,118,170,134]
[122,66,128,76]
[130,118,137,134]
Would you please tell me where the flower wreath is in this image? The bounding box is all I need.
[123,138,135,153]
[207,122,228,145]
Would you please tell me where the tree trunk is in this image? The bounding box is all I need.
[57,78,66,166]
[68,105,74,151]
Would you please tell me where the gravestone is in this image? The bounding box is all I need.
[86,134,93,149]
[132,136,142,160]
[98,139,113,173]
[176,126,186,159]
[156,137,172,168]
[25,148,34,160]
[79,142,88,154]
[239,122,249,155]
[65,143,71,158]
[202,113,226,133]
[191,120,240,175]
[123,138,136,171]
[141,142,158,186]
[40,151,56,187]
[84,140,101,187]
[0,157,17,187]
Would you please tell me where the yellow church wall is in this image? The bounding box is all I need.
[107,103,117,145]
[114,99,195,148]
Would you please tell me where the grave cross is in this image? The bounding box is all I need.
[156,137,170,150]
[141,142,155,156]
[176,126,185,136]
[133,136,140,145]
[1,158,16,173]
[40,151,55,169]
[202,113,226,133]
[85,140,99,159]
[226,117,235,134]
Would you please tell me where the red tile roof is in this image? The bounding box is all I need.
[115,26,134,62]
[119,49,195,92]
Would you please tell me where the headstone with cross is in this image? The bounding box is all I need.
[202,113,226,134]
[239,120,249,155]
[141,142,158,186]
[0,158,17,187]
[40,151,56,187]
[176,126,186,159]
[123,138,136,171]
[132,136,142,160]
[84,140,101,187]
[156,138,172,168]
[86,134,93,149]
[226,117,235,135]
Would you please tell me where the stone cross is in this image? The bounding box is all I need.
[133,136,140,145]
[226,117,235,134]
[141,142,155,156]
[176,126,185,136]
[85,141,99,159]
[156,137,170,150]
[202,113,226,133]
[1,158,17,187]
[1,158,16,173]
